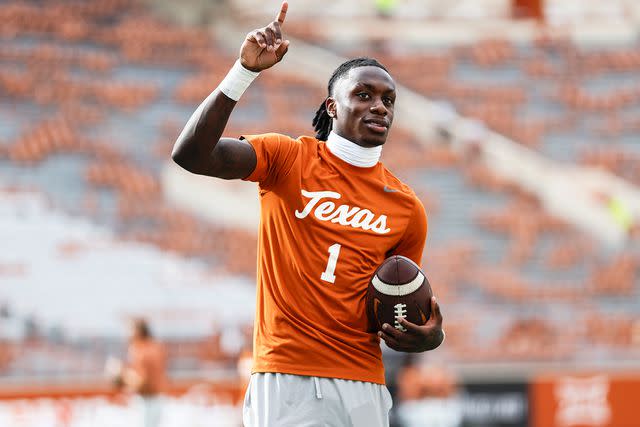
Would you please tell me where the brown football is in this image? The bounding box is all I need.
[366,255,433,333]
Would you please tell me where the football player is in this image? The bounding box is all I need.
[171,3,444,425]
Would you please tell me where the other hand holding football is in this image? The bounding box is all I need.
[378,296,444,352]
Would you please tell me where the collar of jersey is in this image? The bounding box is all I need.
[325,131,382,168]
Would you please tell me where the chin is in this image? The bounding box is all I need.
[361,134,388,147]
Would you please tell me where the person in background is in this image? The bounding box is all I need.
[396,356,462,427]
[375,0,398,19]
[593,190,640,244]
[106,318,168,427]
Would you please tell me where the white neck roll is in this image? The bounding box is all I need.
[325,131,382,168]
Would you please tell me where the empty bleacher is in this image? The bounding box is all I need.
[0,0,638,385]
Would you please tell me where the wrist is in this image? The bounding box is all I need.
[218,60,260,101]
[433,328,445,349]
[240,59,262,73]
[423,328,445,352]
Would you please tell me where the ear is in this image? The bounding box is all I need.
[326,97,337,118]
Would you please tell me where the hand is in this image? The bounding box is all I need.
[378,296,444,352]
[104,356,125,389]
[104,356,123,378]
[240,1,290,72]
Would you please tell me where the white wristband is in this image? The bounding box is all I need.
[218,60,259,101]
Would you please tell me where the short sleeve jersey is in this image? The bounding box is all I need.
[242,133,428,385]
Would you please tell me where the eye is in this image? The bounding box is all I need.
[383,97,394,106]
[357,92,370,100]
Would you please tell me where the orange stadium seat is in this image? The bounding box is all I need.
[0,0,638,383]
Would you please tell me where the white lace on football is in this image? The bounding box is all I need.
[394,303,408,331]
[326,131,382,168]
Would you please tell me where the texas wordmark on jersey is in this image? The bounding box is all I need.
[294,189,391,234]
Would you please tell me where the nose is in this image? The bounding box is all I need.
[369,98,388,115]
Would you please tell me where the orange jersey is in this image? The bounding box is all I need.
[127,339,168,396]
[242,133,428,384]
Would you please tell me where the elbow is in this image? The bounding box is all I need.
[171,143,194,172]
[171,152,188,171]
[171,140,217,177]
[170,148,184,167]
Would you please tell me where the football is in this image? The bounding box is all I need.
[366,255,433,333]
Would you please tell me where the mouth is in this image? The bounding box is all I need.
[363,118,389,134]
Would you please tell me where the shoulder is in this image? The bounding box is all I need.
[241,132,297,143]
[241,133,318,150]
[297,134,321,147]
[380,167,427,220]
[381,166,419,200]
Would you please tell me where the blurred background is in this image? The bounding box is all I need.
[1,0,639,426]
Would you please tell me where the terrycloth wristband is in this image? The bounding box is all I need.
[218,60,259,101]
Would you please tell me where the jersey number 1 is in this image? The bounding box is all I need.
[321,243,341,283]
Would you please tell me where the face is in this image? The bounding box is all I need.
[128,321,138,341]
[326,66,396,147]
[129,320,145,341]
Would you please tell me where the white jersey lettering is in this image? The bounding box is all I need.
[351,209,375,229]
[315,201,336,220]
[295,189,391,234]
[327,204,361,225]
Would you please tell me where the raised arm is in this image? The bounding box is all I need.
[171,2,290,179]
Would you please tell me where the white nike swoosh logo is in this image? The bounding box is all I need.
[383,186,398,193]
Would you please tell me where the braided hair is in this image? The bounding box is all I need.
[312,57,389,141]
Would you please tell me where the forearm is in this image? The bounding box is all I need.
[172,2,289,178]
[172,58,261,174]
[171,89,236,174]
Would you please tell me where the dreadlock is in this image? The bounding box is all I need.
[312,57,389,141]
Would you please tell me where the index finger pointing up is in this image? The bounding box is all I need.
[276,1,288,25]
